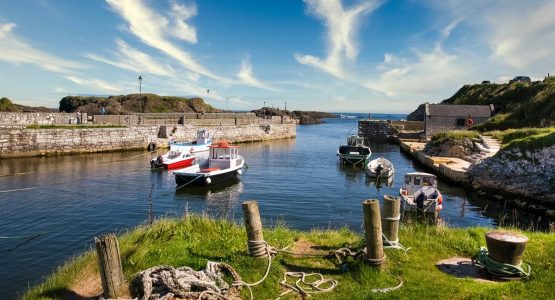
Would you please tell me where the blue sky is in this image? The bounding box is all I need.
[1,0,554,113]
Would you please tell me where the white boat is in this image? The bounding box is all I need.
[337,135,371,166]
[151,129,211,169]
[174,141,245,186]
[399,172,443,213]
[366,157,394,178]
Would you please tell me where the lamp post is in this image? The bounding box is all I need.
[138,75,142,94]
[285,101,287,111]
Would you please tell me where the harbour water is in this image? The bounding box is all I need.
[0,115,543,298]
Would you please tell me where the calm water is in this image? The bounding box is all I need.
[0,116,543,299]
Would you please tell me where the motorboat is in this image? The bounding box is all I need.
[174,141,245,186]
[337,135,371,166]
[151,129,211,169]
[366,157,394,178]
[399,172,443,213]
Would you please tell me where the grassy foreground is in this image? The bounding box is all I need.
[24,216,555,299]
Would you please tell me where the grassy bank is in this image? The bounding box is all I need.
[430,130,480,146]
[487,127,555,151]
[24,216,555,299]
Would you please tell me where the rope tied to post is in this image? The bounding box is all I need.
[472,247,531,278]
[326,247,386,266]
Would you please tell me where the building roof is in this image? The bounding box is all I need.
[425,104,493,118]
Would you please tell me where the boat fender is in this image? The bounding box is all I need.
[401,190,408,196]
[205,177,212,185]
[437,193,443,205]
[237,169,242,175]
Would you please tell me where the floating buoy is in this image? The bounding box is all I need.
[237,169,243,175]
[205,177,212,185]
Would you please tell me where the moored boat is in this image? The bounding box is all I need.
[151,129,211,169]
[399,172,443,213]
[174,141,245,187]
[337,135,371,166]
[366,157,394,178]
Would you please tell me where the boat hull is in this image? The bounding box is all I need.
[164,157,195,170]
[175,169,240,186]
[338,152,371,166]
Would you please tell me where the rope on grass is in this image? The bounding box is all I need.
[472,247,531,278]
[277,271,337,299]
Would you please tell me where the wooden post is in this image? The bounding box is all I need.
[363,199,385,268]
[95,234,125,298]
[242,200,265,257]
[382,195,400,246]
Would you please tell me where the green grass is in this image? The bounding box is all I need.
[23,216,555,300]
[430,130,480,146]
[26,124,127,129]
[486,127,555,151]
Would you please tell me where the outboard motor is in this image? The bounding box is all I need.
[151,155,164,168]
[415,192,425,211]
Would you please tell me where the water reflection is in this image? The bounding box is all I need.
[175,180,244,219]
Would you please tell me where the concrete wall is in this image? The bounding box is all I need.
[92,113,295,126]
[0,112,87,125]
[390,120,424,131]
[170,123,296,144]
[425,116,489,139]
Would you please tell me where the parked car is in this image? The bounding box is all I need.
[509,76,531,83]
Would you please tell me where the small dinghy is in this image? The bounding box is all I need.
[337,135,371,166]
[365,157,394,178]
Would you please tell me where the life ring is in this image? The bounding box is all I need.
[466,118,474,126]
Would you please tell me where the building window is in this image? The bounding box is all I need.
[456,118,466,126]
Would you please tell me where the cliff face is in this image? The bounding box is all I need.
[59,94,222,115]
[469,145,555,206]
[407,103,425,121]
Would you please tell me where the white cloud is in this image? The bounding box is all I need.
[237,58,278,91]
[295,0,382,78]
[333,96,347,102]
[65,76,125,94]
[106,0,221,80]
[169,0,198,43]
[0,22,84,73]
[85,39,175,76]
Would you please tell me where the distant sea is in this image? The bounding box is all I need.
[331,112,407,121]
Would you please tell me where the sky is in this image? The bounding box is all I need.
[1,0,554,113]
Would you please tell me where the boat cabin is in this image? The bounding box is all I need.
[347,135,365,147]
[194,129,211,145]
[209,141,240,169]
[403,172,437,195]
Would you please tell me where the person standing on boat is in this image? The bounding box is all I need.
[76,111,81,124]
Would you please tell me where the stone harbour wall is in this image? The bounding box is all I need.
[0,126,159,157]
[0,112,86,125]
[0,123,296,157]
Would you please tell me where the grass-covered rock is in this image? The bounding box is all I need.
[23,216,555,299]
[424,131,480,159]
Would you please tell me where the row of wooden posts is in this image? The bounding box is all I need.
[94,196,401,298]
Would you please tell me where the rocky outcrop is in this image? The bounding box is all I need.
[250,107,335,125]
[407,103,425,121]
[424,138,479,159]
[59,94,222,115]
[469,146,555,204]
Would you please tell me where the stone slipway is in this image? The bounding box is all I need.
[398,139,471,186]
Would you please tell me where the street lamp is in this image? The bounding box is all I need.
[138,75,142,94]
[285,101,287,111]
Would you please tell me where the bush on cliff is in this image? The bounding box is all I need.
[23,216,555,300]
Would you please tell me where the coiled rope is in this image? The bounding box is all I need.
[472,247,531,278]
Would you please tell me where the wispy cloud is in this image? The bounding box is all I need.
[237,57,279,91]
[106,0,222,80]
[0,22,84,73]
[294,0,382,78]
[85,39,175,76]
[65,75,125,94]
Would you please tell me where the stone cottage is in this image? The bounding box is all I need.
[424,103,494,139]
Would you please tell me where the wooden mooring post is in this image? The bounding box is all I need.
[363,199,385,269]
[95,234,125,298]
[382,195,400,246]
[242,200,266,257]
